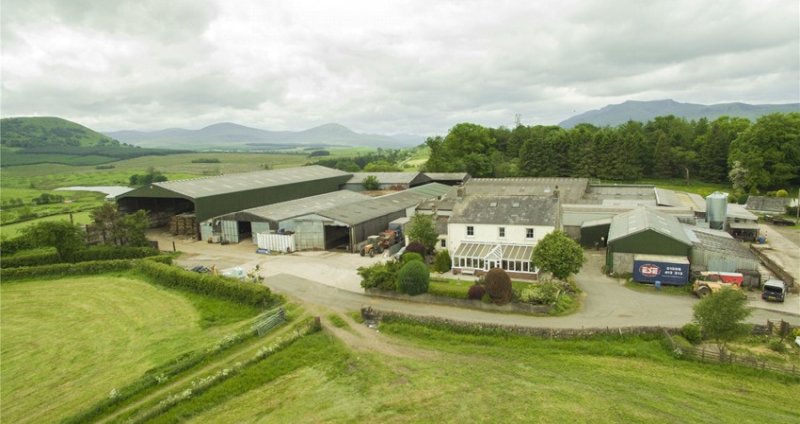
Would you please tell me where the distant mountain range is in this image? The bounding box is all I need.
[105,122,423,149]
[558,99,799,128]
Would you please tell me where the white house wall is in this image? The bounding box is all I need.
[448,223,554,251]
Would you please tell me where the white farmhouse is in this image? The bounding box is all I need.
[448,195,559,279]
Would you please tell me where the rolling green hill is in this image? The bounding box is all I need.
[0,116,119,148]
[0,117,187,167]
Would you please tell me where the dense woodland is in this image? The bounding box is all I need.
[423,113,800,193]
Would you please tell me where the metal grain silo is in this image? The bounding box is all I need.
[705,192,728,230]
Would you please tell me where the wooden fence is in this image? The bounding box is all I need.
[664,329,800,378]
[252,308,286,336]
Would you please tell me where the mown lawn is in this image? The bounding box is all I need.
[168,320,798,424]
[0,275,259,424]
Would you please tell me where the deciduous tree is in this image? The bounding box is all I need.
[692,288,752,356]
[532,231,585,280]
[406,214,438,253]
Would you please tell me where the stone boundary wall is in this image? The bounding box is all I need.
[364,308,678,338]
[364,288,553,315]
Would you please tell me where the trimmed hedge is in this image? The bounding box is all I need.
[0,236,35,256]
[0,259,135,280]
[136,261,272,307]
[397,260,430,295]
[1,246,161,268]
[485,268,512,305]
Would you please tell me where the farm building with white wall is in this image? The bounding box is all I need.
[448,195,559,279]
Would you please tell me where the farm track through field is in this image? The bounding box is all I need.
[95,315,306,424]
[97,304,434,423]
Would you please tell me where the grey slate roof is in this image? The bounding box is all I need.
[745,195,788,213]
[464,178,588,203]
[216,190,369,222]
[315,183,451,225]
[607,207,692,245]
[448,196,559,226]
[132,165,350,199]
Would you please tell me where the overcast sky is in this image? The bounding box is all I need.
[2,0,798,135]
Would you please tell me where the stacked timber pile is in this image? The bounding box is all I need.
[170,213,197,237]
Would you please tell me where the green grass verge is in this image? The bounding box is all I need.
[169,320,798,423]
[0,274,260,424]
[428,277,533,299]
[327,313,350,329]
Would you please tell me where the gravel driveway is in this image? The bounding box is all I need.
[153,230,799,328]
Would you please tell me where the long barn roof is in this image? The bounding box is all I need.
[315,183,452,225]
[121,165,350,199]
[608,207,692,245]
[217,190,370,222]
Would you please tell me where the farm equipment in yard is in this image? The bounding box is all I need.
[692,272,744,297]
[360,235,381,257]
[359,230,399,257]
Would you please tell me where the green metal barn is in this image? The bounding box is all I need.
[605,208,692,274]
[116,165,352,227]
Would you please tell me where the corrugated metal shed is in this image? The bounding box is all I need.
[727,203,758,221]
[449,196,559,226]
[316,183,451,226]
[423,172,470,185]
[688,225,760,272]
[605,208,693,271]
[216,190,370,225]
[117,165,352,222]
[654,188,681,207]
[608,208,692,245]
[128,165,349,199]
[561,204,695,227]
[745,195,788,213]
[345,172,431,186]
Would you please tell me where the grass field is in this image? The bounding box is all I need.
[161,320,799,423]
[0,211,94,238]
[0,275,260,424]
[0,149,373,233]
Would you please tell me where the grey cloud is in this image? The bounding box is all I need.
[1,0,798,135]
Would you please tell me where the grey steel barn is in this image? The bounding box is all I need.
[116,166,352,227]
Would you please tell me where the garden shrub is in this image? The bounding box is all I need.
[552,294,575,314]
[518,280,560,305]
[405,241,426,258]
[358,261,400,291]
[401,252,424,264]
[484,268,512,305]
[433,250,452,273]
[768,339,787,353]
[397,260,430,295]
[681,322,703,344]
[467,284,485,300]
